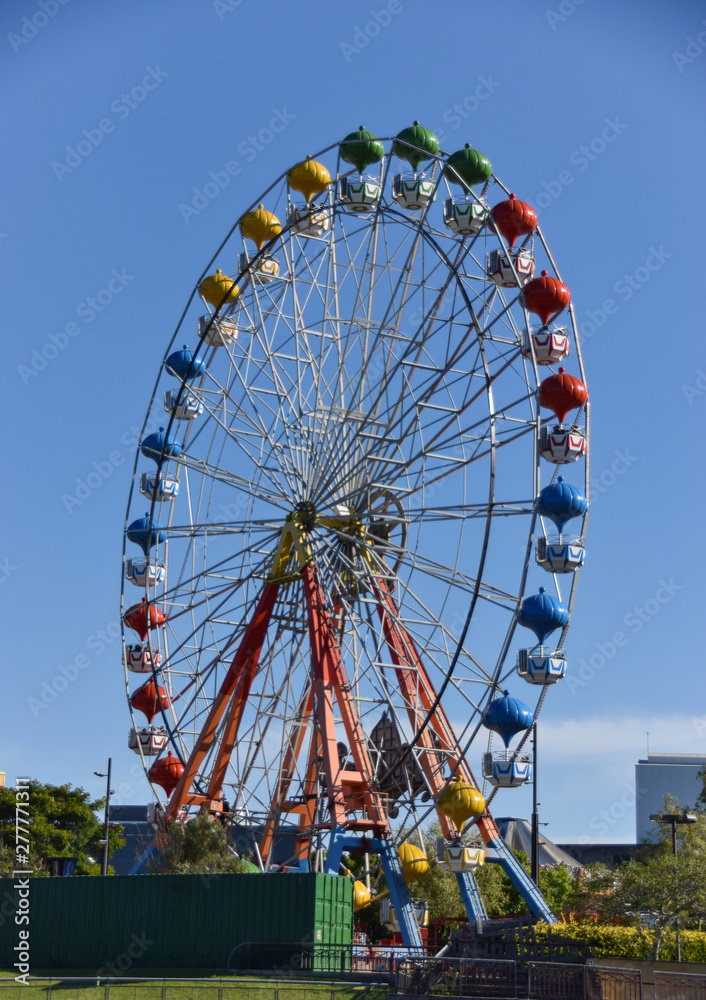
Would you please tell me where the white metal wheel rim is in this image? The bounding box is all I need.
[120,137,589,849]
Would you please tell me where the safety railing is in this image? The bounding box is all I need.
[397,956,516,997]
[585,964,642,1000]
[396,956,644,998]
[227,943,354,974]
[654,969,706,1000]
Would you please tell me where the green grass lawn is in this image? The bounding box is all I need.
[0,971,387,1000]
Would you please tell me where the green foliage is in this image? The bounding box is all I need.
[560,794,706,960]
[413,853,465,924]
[342,852,390,943]
[403,823,466,927]
[538,860,577,915]
[562,863,611,922]
[476,851,576,917]
[0,842,49,878]
[697,769,706,812]
[590,853,706,959]
[0,781,124,876]
[534,921,706,962]
[475,854,527,916]
[147,813,254,874]
[639,792,706,859]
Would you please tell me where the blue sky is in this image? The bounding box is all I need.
[3,0,706,847]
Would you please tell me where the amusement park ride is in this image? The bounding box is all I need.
[120,124,589,947]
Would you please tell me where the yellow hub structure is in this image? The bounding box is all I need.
[268,505,380,586]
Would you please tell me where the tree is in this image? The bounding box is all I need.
[591,853,706,959]
[412,851,465,926]
[564,862,612,922]
[475,854,527,916]
[539,861,577,916]
[697,769,706,812]
[0,841,50,878]
[567,796,706,959]
[0,781,124,876]
[639,794,706,862]
[147,812,255,874]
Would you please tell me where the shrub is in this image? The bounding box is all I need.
[534,921,706,961]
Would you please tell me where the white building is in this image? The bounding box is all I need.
[635,753,706,842]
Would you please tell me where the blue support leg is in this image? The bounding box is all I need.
[456,870,487,930]
[323,829,423,950]
[129,842,157,874]
[488,835,557,924]
[323,825,348,875]
[375,838,424,951]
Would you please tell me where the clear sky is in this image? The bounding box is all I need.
[3,0,705,847]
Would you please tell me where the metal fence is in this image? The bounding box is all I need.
[397,956,516,997]
[654,970,706,1000]
[585,965,642,1000]
[226,943,420,977]
[397,956,644,998]
[0,979,389,1000]
[228,943,354,974]
[352,949,415,976]
[462,937,591,967]
[5,966,706,1000]
[528,961,585,999]
[528,961,643,999]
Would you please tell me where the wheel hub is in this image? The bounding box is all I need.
[294,499,317,529]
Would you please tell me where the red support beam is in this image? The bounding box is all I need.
[302,565,350,829]
[292,723,322,865]
[162,581,279,823]
[302,565,389,835]
[372,579,502,842]
[258,683,314,866]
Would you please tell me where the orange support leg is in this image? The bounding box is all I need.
[371,579,500,839]
[162,581,279,823]
[258,683,314,867]
[302,565,389,835]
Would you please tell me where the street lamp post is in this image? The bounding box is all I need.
[649,810,697,962]
[531,723,539,886]
[94,758,113,877]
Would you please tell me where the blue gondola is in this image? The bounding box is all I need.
[517,588,568,645]
[140,428,182,463]
[165,345,206,381]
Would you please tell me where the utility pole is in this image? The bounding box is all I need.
[94,758,113,877]
[531,724,539,886]
[650,811,697,962]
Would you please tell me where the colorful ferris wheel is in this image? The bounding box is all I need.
[120,123,589,943]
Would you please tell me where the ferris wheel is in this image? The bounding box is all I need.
[120,123,589,942]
